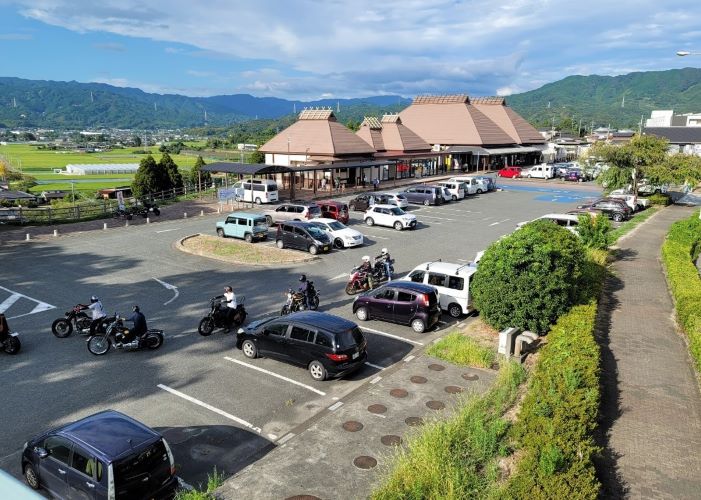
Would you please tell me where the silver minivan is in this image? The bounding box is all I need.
[402,185,444,206]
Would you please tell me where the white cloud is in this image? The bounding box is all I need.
[7,0,701,98]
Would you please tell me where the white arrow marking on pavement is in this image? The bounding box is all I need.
[0,293,21,314]
[152,277,179,306]
[328,273,349,281]
[0,285,56,319]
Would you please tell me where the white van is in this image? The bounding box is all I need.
[522,164,555,179]
[232,179,279,204]
[448,176,479,195]
[402,261,476,317]
[439,181,466,201]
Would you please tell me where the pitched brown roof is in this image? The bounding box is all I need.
[471,97,545,144]
[356,114,431,153]
[361,116,382,129]
[356,117,386,151]
[260,109,376,156]
[399,95,514,146]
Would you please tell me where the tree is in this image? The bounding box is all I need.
[647,153,701,188]
[131,136,142,147]
[132,155,169,197]
[159,153,183,190]
[471,220,586,334]
[576,213,612,250]
[250,150,265,164]
[189,156,211,189]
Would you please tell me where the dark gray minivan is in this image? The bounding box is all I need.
[402,185,444,206]
[276,221,332,255]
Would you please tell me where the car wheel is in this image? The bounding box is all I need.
[394,221,403,231]
[244,233,253,243]
[448,303,463,318]
[24,464,40,490]
[276,239,284,249]
[309,360,327,381]
[242,340,258,359]
[423,199,430,206]
[265,216,273,225]
[355,306,368,321]
[216,228,224,238]
[309,244,318,255]
[365,217,374,226]
[527,174,532,178]
[476,189,483,194]
[255,197,262,205]
[334,238,344,249]
[452,195,457,201]
[613,212,623,222]
[411,318,426,333]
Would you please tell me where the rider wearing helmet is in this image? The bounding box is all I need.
[125,305,148,340]
[376,247,392,281]
[80,296,107,335]
[298,275,309,308]
[359,255,373,289]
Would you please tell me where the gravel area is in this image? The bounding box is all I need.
[179,233,317,265]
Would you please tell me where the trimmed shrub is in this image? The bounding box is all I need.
[577,213,612,250]
[471,220,586,334]
[648,193,671,206]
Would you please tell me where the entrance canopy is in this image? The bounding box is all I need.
[201,162,293,175]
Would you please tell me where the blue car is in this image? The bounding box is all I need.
[22,410,177,499]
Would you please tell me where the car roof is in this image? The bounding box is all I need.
[280,220,318,228]
[382,281,439,293]
[311,218,342,224]
[56,410,160,462]
[540,213,580,221]
[317,200,347,206]
[278,311,357,332]
[410,261,477,277]
[226,212,266,219]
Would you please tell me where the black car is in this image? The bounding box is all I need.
[275,221,332,255]
[22,410,177,500]
[348,194,390,212]
[236,311,367,381]
[352,281,441,333]
[573,198,631,222]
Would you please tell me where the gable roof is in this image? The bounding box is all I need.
[471,97,545,144]
[399,94,515,146]
[356,117,386,151]
[260,109,376,156]
[356,114,431,153]
[644,127,701,144]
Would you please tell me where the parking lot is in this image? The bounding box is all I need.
[0,178,602,487]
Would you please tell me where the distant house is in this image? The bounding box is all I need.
[97,186,132,199]
[0,189,36,203]
[40,191,69,202]
[643,127,701,156]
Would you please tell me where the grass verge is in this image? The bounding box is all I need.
[427,331,496,368]
[175,468,225,500]
[608,206,660,242]
[661,210,701,374]
[371,362,526,500]
[180,234,315,265]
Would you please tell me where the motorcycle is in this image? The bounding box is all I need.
[113,208,133,220]
[133,201,161,218]
[51,305,93,338]
[86,314,163,356]
[306,281,320,311]
[198,296,247,336]
[345,260,392,295]
[374,257,395,281]
[281,289,306,315]
[2,332,21,355]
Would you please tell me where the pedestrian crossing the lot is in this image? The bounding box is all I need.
[0,285,56,319]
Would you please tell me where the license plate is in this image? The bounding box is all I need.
[352,352,359,359]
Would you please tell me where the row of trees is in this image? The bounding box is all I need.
[131,154,211,197]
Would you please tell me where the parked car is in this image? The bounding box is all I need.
[403,261,476,317]
[236,311,367,381]
[364,205,417,231]
[316,200,349,224]
[517,213,581,235]
[353,281,441,333]
[22,410,178,500]
[275,221,332,254]
[349,193,389,212]
[563,169,585,182]
[608,188,650,210]
[263,202,322,225]
[309,218,364,249]
[497,166,522,178]
[440,186,453,203]
[473,176,497,191]
[520,164,555,179]
[448,176,479,195]
[402,185,444,205]
[638,181,669,196]
[439,181,466,201]
[216,212,268,243]
[230,179,279,204]
[554,162,575,178]
[570,198,631,222]
[379,192,409,208]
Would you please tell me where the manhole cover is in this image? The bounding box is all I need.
[342,421,364,432]
[445,386,463,394]
[285,496,321,500]
[353,456,378,470]
[426,400,445,410]
[368,404,387,414]
[410,375,427,384]
[428,363,445,371]
[390,388,408,398]
[462,373,479,381]
[405,416,424,427]
[381,435,402,446]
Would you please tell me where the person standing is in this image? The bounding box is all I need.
[373,178,379,191]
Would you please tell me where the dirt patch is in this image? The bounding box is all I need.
[179,234,317,265]
[460,318,500,346]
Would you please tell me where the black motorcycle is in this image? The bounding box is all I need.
[374,257,394,281]
[87,315,163,356]
[113,208,133,220]
[281,289,306,315]
[2,332,21,355]
[133,201,161,218]
[198,296,247,336]
[51,305,93,338]
[306,281,320,310]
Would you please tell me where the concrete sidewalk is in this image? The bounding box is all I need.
[598,205,701,499]
[215,355,495,500]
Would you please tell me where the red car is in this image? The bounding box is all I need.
[497,166,522,178]
[317,200,349,224]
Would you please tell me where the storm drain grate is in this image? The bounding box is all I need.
[405,416,424,427]
[342,421,364,432]
[462,373,479,381]
[390,388,408,398]
[368,404,388,414]
[410,375,428,384]
[428,363,445,371]
[445,386,463,394]
[381,435,402,446]
[426,400,446,410]
[353,456,378,470]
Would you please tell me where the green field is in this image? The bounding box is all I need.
[0,143,213,193]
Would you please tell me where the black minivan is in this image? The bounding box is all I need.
[22,410,177,499]
[276,221,332,255]
[237,311,367,381]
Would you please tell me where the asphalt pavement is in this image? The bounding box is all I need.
[0,178,603,489]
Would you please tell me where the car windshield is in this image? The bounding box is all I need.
[307,226,326,239]
[335,327,365,349]
[308,206,321,215]
[328,221,345,230]
[254,218,267,227]
[389,207,405,215]
[395,194,406,199]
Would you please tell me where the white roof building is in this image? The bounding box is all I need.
[64,164,139,175]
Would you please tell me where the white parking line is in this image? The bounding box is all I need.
[329,273,349,281]
[0,293,21,314]
[155,228,179,233]
[365,362,386,370]
[361,326,424,346]
[157,384,262,433]
[328,401,344,411]
[417,214,454,221]
[277,433,295,445]
[223,357,327,396]
[368,235,391,240]
[488,218,511,226]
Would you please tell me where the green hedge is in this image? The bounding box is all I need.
[661,212,701,373]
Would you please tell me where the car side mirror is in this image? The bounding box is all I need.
[35,447,49,459]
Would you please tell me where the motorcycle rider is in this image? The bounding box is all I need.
[359,255,373,290]
[376,247,392,281]
[298,274,309,309]
[80,296,107,335]
[222,286,238,331]
[123,305,148,345]
[0,313,9,344]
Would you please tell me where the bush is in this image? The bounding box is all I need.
[648,193,671,205]
[577,213,612,250]
[471,220,586,334]
[426,332,495,368]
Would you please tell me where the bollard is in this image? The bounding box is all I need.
[200,210,204,216]
[103,222,108,230]
[184,212,188,218]
[125,220,129,227]
[53,229,58,237]
[26,233,30,241]
[146,217,150,224]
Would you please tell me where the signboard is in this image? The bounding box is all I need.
[218,188,238,201]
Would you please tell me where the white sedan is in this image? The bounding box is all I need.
[380,192,409,209]
[364,204,417,231]
[309,218,365,248]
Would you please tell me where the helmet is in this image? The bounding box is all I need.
[299,274,307,282]
[381,248,388,255]
[90,296,99,303]
[362,255,370,262]
[224,286,232,293]
[132,305,140,313]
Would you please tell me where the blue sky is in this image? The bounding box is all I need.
[1,0,700,100]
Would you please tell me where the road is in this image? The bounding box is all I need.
[0,178,602,488]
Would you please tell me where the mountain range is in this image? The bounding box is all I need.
[1,68,700,130]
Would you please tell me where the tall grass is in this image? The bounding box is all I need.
[427,332,496,368]
[174,467,225,500]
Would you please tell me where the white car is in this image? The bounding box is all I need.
[439,181,466,201]
[309,218,365,248]
[379,192,409,208]
[364,204,417,231]
[608,189,649,210]
[517,213,581,235]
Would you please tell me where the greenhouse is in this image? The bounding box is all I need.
[64,164,140,175]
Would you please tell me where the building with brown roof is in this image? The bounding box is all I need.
[356,114,431,154]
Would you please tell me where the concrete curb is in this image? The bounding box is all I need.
[175,233,319,267]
